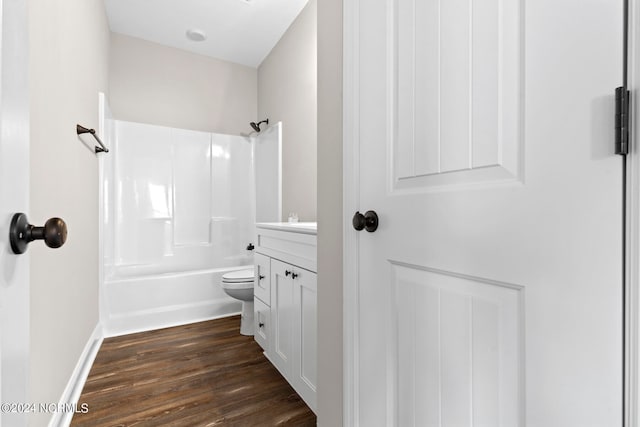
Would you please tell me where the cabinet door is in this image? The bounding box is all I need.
[254,253,271,305]
[270,259,295,378]
[293,268,317,411]
[254,297,270,352]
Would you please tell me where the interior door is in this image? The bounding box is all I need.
[0,0,30,426]
[348,0,623,426]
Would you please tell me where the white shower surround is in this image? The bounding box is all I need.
[99,98,281,336]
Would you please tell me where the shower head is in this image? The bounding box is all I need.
[250,119,269,132]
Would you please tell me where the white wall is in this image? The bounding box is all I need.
[28,0,110,425]
[110,33,257,135]
[258,0,317,221]
[317,0,343,424]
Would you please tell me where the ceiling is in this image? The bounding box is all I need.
[104,0,310,68]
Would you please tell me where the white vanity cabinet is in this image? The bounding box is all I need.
[253,223,317,413]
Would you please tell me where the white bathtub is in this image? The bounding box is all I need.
[102,265,251,337]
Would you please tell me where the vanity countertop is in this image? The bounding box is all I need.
[256,222,317,235]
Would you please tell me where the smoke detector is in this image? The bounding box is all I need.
[185,29,206,42]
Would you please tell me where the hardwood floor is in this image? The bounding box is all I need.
[71,316,316,426]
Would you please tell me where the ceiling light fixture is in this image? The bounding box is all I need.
[185,29,206,42]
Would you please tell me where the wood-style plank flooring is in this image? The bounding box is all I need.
[71,316,316,426]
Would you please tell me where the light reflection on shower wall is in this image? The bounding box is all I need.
[103,120,255,278]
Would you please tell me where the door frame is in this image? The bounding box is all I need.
[342,0,360,424]
[342,0,639,426]
[0,0,31,423]
[627,1,640,424]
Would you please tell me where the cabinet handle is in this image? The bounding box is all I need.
[259,274,265,280]
[285,270,291,277]
[259,322,265,328]
[291,272,298,279]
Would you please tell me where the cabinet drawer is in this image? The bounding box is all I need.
[256,227,317,272]
[254,297,270,352]
[254,253,271,305]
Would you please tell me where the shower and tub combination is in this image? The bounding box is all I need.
[98,94,281,336]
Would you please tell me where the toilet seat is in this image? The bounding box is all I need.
[222,268,254,283]
[221,280,254,290]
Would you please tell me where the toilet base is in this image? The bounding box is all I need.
[240,300,255,336]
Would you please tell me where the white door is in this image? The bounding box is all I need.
[346,0,623,426]
[0,0,30,426]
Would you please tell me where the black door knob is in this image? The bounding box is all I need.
[352,211,365,231]
[352,210,379,232]
[9,213,68,254]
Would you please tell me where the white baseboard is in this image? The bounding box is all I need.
[105,309,242,338]
[103,298,241,337]
[48,324,103,427]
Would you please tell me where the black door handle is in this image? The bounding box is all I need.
[352,210,379,232]
[9,213,67,254]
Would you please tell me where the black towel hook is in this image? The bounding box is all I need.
[76,124,109,154]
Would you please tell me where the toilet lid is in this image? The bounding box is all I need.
[222,268,254,283]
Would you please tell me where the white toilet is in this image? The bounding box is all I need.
[221,268,255,335]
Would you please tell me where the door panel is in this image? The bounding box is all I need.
[392,264,521,426]
[350,0,623,425]
[394,0,521,190]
